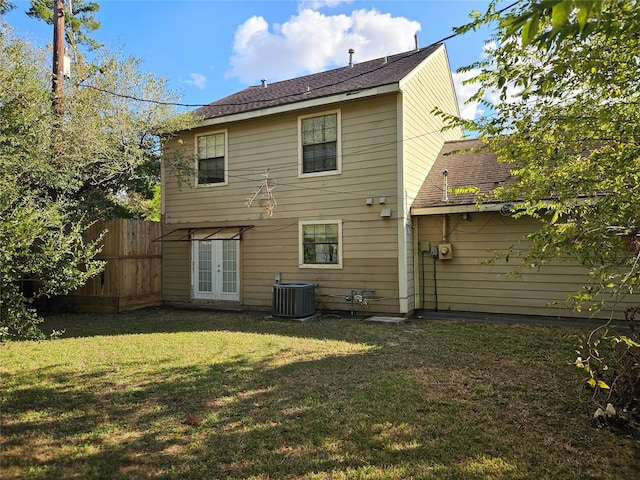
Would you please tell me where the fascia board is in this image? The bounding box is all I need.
[412,196,600,216]
[198,84,400,128]
[411,203,507,216]
[398,44,462,120]
[398,44,445,91]
[440,44,462,119]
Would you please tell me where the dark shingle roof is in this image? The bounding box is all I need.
[412,138,513,209]
[194,43,443,120]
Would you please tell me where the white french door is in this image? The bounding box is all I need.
[192,233,239,301]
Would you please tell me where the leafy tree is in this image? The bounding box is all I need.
[0,28,103,340]
[59,47,194,218]
[0,1,13,15]
[0,20,196,340]
[27,0,102,55]
[447,0,640,428]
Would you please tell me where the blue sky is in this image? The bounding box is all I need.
[3,0,496,118]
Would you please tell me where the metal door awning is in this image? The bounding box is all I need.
[153,225,253,242]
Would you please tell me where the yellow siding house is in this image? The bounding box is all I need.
[161,43,462,316]
[161,44,638,321]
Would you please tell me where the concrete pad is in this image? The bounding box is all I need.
[363,316,407,324]
[265,314,317,322]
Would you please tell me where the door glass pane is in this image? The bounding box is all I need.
[198,241,212,292]
[222,240,237,294]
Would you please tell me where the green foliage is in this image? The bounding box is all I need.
[0,193,104,341]
[446,0,640,427]
[498,0,636,49]
[27,0,102,54]
[147,182,162,222]
[450,185,481,195]
[0,29,102,340]
[60,47,196,217]
[0,0,14,15]
[112,181,161,221]
[575,324,640,429]
[449,0,640,313]
[0,23,196,340]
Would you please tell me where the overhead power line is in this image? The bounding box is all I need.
[79,42,435,109]
[77,1,519,108]
[76,83,204,107]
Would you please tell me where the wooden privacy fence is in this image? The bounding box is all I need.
[66,219,162,313]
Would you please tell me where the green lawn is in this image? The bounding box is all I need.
[1,309,637,479]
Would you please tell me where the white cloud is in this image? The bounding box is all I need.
[298,0,353,10]
[227,5,521,123]
[452,40,523,121]
[228,8,420,84]
[452,68,522,122]
[183,73,207,90]
[452,69,482,121]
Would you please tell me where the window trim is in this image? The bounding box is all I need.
[195,129,229,187]
[298,219,343,269]
[298,109,342,178]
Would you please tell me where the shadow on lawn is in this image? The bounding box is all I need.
[4,335,553,479]
[41,306,603,345]
[5,310,638,479]
[40,306,417,344]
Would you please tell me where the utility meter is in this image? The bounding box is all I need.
[438,243,453,260]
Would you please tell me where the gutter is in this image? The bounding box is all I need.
[412,196,600,216]
[411,202,511,216]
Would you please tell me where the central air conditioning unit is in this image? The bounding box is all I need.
[272,283,315,318]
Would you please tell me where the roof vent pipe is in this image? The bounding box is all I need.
[348,48,355,67]
[414,34,419,51]
[442,169,449,202]
[261,78,267,88]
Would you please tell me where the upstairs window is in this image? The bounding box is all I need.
[299,220,342,269]
[299,110,341,177]
[196,131,227,185]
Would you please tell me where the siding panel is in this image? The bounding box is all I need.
[163,96,404,314]
[416,212,640,319]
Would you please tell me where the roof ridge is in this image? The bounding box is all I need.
[195,43,444,119]
[246,44,443,89]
